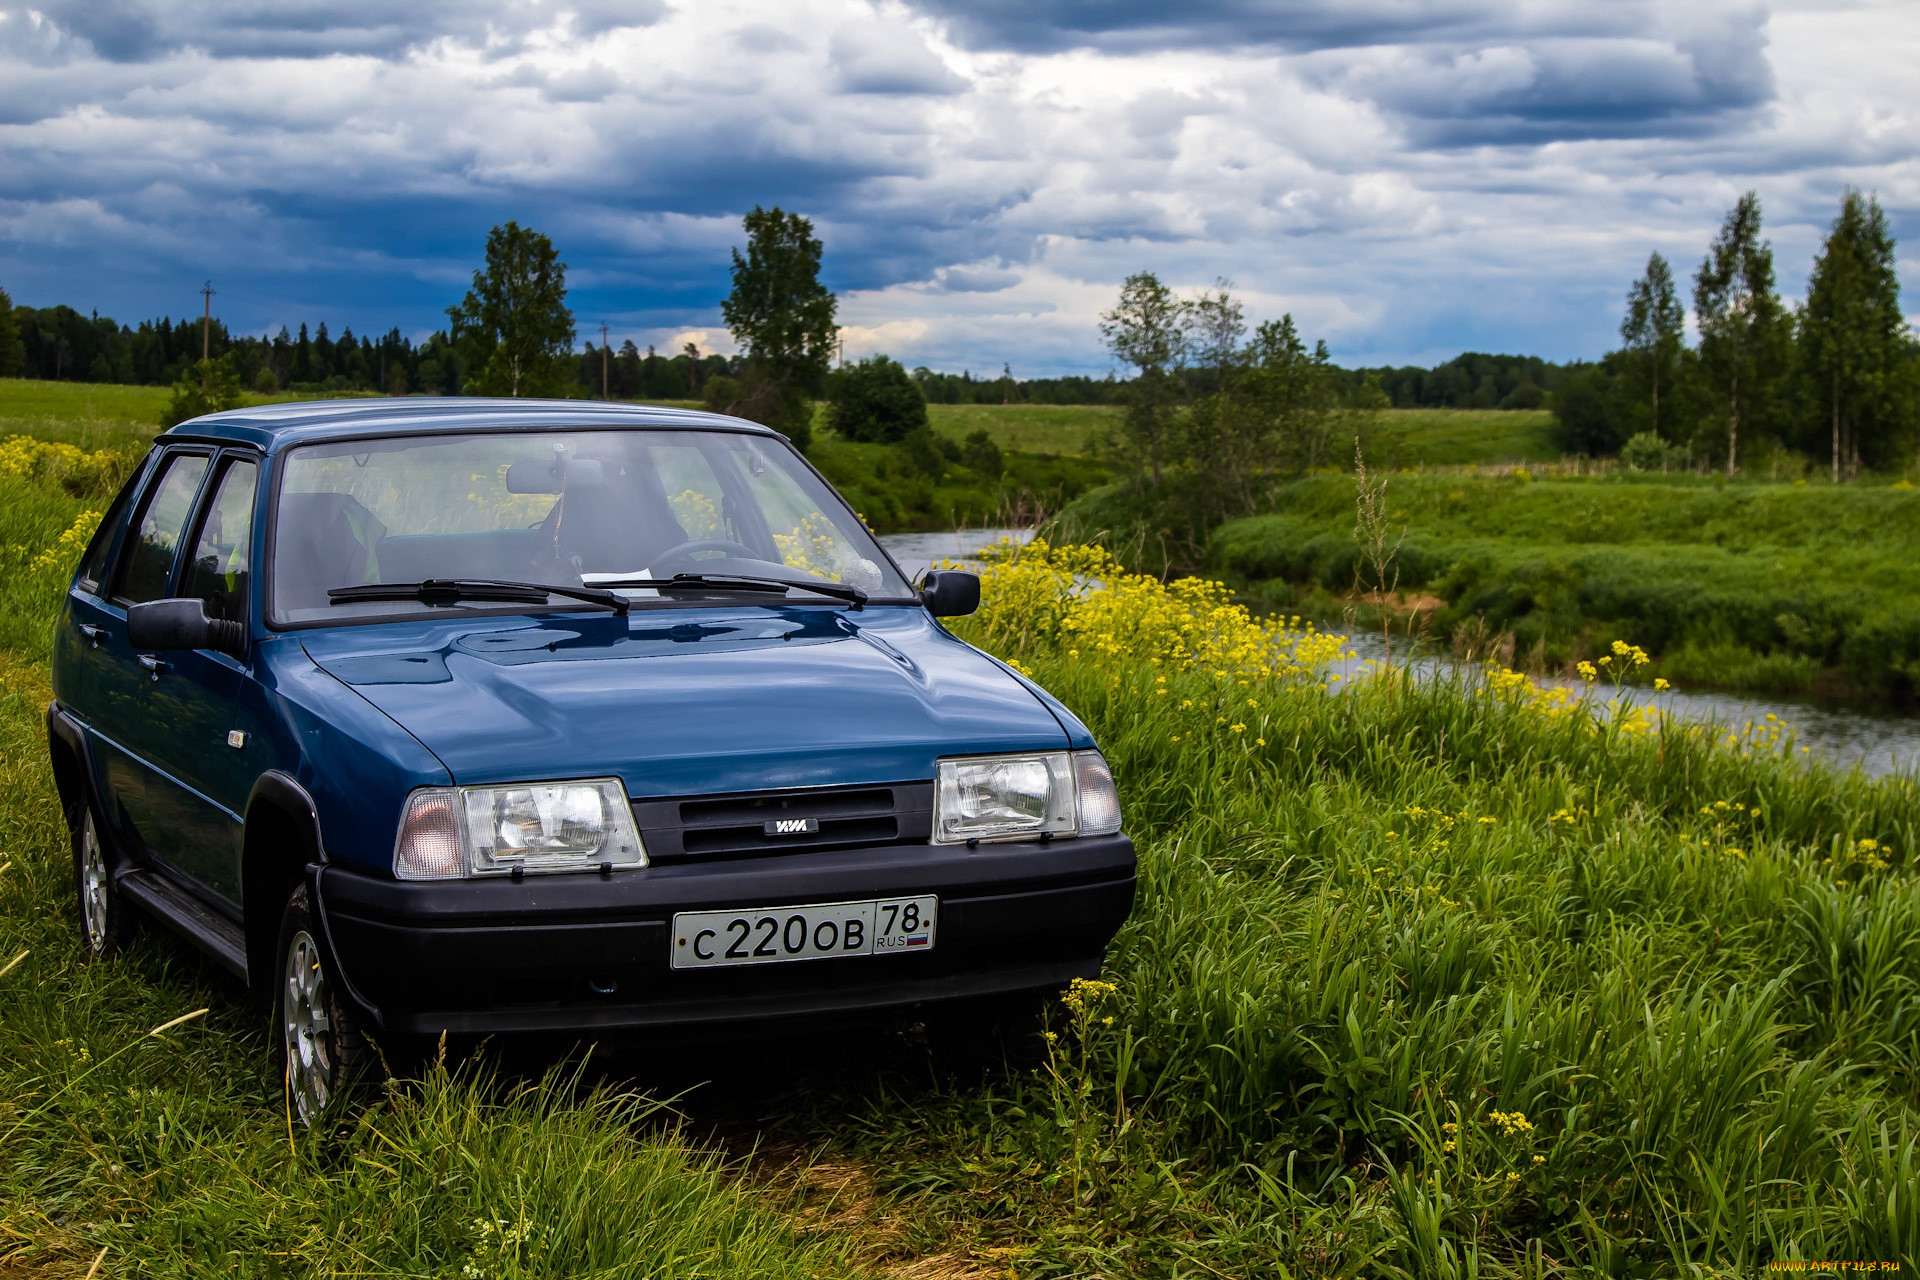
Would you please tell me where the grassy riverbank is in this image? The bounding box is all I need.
[1201,471,1920,698]
[2,437,1916,1274]
[818,541,1920,1274]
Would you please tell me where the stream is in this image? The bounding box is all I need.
[878,528,1920,779]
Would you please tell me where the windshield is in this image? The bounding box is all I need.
[269,428,911,624]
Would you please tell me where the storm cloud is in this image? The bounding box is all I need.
[0,0,1912,372]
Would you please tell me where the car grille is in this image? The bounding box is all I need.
[632,781,934,864]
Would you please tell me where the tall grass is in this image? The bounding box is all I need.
[807,541,1920,1276]
[0,449,858,1275]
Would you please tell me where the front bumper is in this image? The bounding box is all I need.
[317,833,1136,1035]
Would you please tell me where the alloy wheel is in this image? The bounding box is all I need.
[282,930,333,1124]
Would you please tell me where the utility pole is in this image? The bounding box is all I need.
[601,323,610,399]
[200,281,215,388]
[1003,362,1011,405]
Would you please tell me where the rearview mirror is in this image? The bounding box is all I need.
[127,598,247,658]
[505,458,605,494]
[919,570,980,618]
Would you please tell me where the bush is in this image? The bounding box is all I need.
[160,357,244,428]
[1620,431,1665,470]
[702,374,743,414]
[960,429,1004,478]
[898,427,956,478]
[828,355,926,443]
[1620,430,1691,472]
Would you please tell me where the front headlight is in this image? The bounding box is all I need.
[933,750,1122,844]
[394,778,646,879]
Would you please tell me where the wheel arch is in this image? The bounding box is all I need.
[45,704,92,827]
[242,772,327,1005]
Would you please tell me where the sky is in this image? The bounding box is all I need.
[0,0,1915,375]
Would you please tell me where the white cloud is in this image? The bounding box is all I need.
[828,17,967,96]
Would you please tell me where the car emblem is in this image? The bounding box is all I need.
[765,817,820,836]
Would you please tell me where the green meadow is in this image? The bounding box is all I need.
[926,403,1119,456]
[1362,407,1562,467]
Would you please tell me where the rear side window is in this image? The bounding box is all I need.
[76,455,150,593]
[183,458,258,624]
[115,453,210,605]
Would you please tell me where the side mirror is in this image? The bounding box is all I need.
[127,598,247,658]
[919,570,980,618]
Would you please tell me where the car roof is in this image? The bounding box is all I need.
[160,398,779,452]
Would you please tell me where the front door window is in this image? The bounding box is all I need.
[117,454,210,604]
[184,460,257,623]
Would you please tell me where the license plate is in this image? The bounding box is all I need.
[671,896,938,969]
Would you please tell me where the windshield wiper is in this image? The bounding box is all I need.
[593,572,867,610]
[328,578,631,616]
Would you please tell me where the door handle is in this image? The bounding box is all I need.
[77,623,105,648]
[136,654,169,680]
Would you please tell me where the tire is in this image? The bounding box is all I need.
[71,803,134,960]
[274,883,369,1125]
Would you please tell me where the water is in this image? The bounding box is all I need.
[879,528,1920,779]
[878,528,1032,582]
[1332,631,1920,778]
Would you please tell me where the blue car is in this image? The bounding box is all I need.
[47,400,1135,1121]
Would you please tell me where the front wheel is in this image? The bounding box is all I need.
[275,884,368,1124]
[72,805,133,960]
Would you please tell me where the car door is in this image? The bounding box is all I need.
[84,448,223,896]
[57,450,153,733]
[156,452,262,903]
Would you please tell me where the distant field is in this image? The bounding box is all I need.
[0,383,1558,469]
[0,379,174,450]
[1363,407,1561,466]
[921,404,1560,465]
[927,403,1117,456]
[0,379,320,451]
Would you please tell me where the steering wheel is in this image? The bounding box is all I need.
[645,539,763,575]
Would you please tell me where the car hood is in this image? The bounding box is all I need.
[298,605,1075,796]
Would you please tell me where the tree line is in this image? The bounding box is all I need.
[0,226,1589,438]
[1344,353,1561,410]
[1557,188,1916,479]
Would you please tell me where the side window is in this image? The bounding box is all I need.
[183,458,258,624]
[76,454,152,593]
[115,453,211,605]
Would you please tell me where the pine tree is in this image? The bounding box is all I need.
[1801,189,1910,480]
[720,206,837,449]
[1620,252,1684,437]
[1694,193,1788,476]
[0,283,23,378]
[447,221,577,398]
